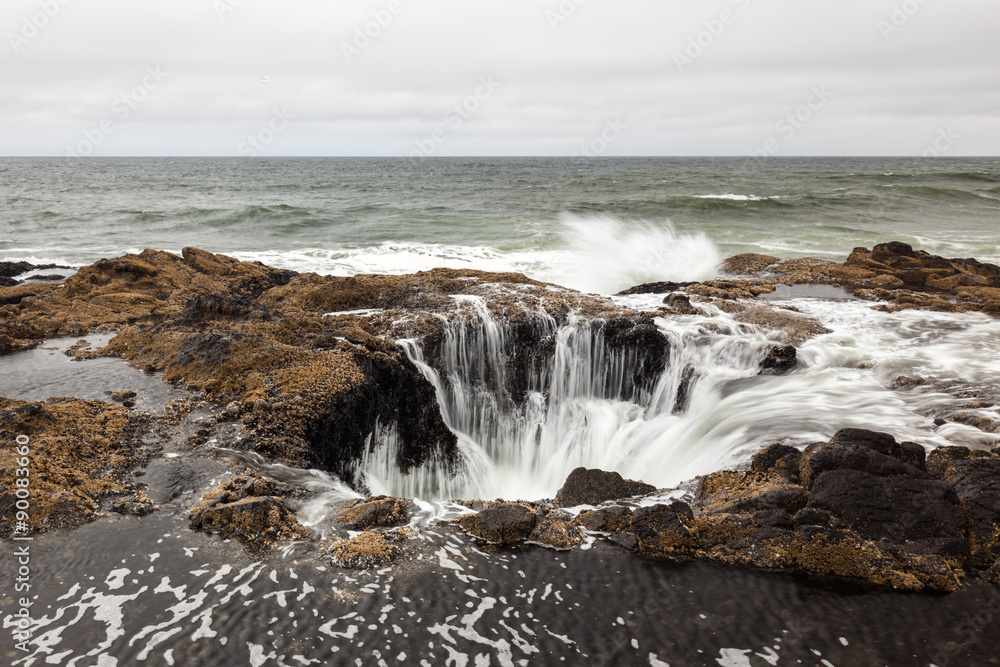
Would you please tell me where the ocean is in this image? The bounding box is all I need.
[3,156,1000,295]
[3,157,1000,666]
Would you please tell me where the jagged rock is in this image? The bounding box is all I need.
[628,502,698,553]
[695,470,807,515]
[333,496,409,530]
[758,344,797,375]
[751,444,803,483]
[662,293,698,315]
[555,467,656,507]
[456,503,540,545]
[0,397,140,538]
[806,469,968,559]
[948,411,1000,433]
[735,305,831,344]
[329,529,410,569]
[575,505,633,533]
[926,450,1000,567]
[187,472,309,550]
[720,253,781,275]
[527,513,585,550]
[799,431,926,488]
[616,281,695,296]
[188,495,309,550]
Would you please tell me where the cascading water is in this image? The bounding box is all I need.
[354,293,998,502]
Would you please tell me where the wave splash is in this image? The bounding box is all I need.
[554,214,722,294]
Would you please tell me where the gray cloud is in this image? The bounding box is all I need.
[2,0,998,156]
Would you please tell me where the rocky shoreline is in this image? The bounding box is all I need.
[2,242,999,594]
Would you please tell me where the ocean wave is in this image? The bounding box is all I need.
[229,215,723,295]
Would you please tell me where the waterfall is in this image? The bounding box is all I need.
[354,296,766,500]
[353,295,982,502]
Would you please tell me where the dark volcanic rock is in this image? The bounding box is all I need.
[575,505,633,533]
[927,450,1000,567]
[555,467,656,507]
[629,502,698,553]
[806,469,968,558]
[616,281,694,296]
[696,470,807,515]
[333,495,409,530]
[800,429,927,487]
[188,496,309,551]
[751,444,803,483]
[758,344,797,375]
[187,472,309,550]
[457,503,539,545]
[527,514,585,550]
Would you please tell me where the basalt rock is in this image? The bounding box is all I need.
[555,467,657,507]
[456,502,540,545]
[329,528,411,569]
[187,472,309,550]
[333,495,410,530]
[758,344,797,375]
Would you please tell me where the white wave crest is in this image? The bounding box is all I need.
[552,214,722,294]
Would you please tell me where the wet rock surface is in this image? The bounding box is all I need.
[555,467,657,507]
[187,471,310,550]
[2,245,1000,599]
[332,495,410,530]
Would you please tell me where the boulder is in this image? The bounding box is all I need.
[333,495,409,530]
[555,467,656,507]
[628,502,698,553]
[456,503,539,545]
[329,529,410,569]
[751,444,803,483]
[187,472,309,550]
[187,495,309,551]
[800,430,926,487]
[574,505,633,533]
[695,470,807,515]
[758,344,797,375]
[527,513,585,550]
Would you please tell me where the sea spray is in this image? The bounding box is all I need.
[555,214,722,294]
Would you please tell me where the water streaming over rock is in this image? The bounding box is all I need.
[353,293,996,502]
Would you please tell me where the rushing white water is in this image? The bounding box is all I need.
[352,291,1000,502]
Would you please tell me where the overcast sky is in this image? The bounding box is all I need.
[2,0,998,156]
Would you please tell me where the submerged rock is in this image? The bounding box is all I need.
[555,467,656,507]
